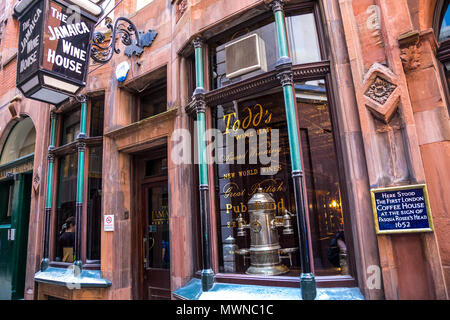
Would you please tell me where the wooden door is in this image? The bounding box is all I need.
[0,173,32,300]
[137,155,170,300]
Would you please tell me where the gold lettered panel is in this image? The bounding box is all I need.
[370,184,434,235]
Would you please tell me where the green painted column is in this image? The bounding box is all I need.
[193,37,214,291]
[269,0,317,300]
[74,97,88,276]
[41,112,57,271]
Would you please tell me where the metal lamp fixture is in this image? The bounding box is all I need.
[90,17,157,64]
[14,0,157,106]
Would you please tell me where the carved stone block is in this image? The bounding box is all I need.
[400,44,421,72]
[398,30,422,73]
[363,63,400,124]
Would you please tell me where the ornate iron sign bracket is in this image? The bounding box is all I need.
[90,17,157,64]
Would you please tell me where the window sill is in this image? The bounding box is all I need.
[173,278,364,300]
[34,267,111,288]
[194,271,357,288]
[49,261,101,270]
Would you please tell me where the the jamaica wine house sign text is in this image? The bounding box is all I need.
[44,3,91,80]
[15,0,100,105]
[17,1,43,85]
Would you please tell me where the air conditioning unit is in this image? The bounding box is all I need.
[225,33,267,79]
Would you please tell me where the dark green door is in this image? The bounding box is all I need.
[0,173,32,300]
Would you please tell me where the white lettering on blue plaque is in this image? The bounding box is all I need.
[371,184,434,234]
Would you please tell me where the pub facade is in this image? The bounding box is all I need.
[0,0,449,300]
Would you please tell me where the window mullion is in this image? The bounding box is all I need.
[74,99,88,275]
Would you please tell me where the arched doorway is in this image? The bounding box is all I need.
[0,117,36,300]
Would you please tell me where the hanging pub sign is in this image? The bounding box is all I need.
[14,0,102,105]
[370,184,434,234]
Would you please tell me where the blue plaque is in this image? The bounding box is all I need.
[370,184,434,234]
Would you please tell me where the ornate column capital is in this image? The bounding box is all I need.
[76,94,87,103]
[193,93,207,114]
[76,141,87,152]
[193,37,205,49]
[47,146,55,162]
[266,0,285,13]
[277,70,293,87]
[47,153,55,163]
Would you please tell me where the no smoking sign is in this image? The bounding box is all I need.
[104,215,114,232]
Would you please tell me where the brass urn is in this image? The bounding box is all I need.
[236,188,289,276]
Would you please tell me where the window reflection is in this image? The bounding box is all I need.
[90,97,104,137]
[296,80,348,276]
[0,181,14,222]
[61,109,80,145]
[55,153,78,262]
[447,68,450,93]
[0,117,36,165]
[287,13,322,64]
[145,157,168,177]
[87,146,102,262]
[139,83,167,120]
[210,12,322,90]
[439,3,450,41]
[147,185,169,269]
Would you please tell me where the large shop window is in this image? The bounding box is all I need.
[205,4,352,282]
[296,80,346,275]
[53,96,104,265]
[213,91,298,275]
[55,152,78,263]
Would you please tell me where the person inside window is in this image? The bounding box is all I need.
[162,239,170,269]
[327,230,346,269]
[58,216,75,263]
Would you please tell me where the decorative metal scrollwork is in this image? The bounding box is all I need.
[90,17,157,64]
